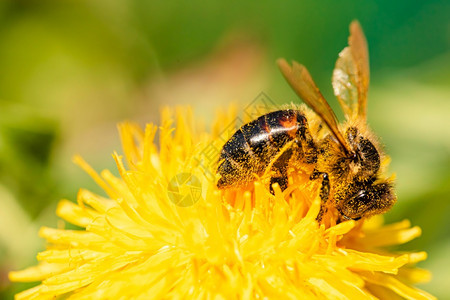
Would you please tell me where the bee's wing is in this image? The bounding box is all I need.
[332,20,369,121]
[278,58,351,154]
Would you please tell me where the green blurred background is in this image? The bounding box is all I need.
[0,0,448,298]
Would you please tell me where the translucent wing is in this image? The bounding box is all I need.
[278,58,351,154]
[332,20,370,121]
[332,47,358,119]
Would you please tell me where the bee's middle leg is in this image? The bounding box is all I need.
[310,170,330,221]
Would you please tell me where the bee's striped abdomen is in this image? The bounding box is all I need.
[217,109,309,188]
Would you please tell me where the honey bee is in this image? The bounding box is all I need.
[216,21,396,221]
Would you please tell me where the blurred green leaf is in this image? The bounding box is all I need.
[0,105,58,217]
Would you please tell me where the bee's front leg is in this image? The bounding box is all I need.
[310,170,330,221]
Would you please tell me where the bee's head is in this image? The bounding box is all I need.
[345,126,380,180]
[337,180,396,220]
[333,126,396,220]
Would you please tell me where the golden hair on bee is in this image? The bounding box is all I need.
[217,21,396,222]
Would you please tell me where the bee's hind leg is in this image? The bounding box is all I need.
[270,171,288,193]
[310,170,330,221]
[269,148,293,194]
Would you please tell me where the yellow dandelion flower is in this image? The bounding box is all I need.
[9,107,434,299]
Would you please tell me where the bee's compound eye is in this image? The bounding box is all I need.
[340,183,397,221]
[347,189,370,206]
[340,189,371,220]
[354,189,370,204]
